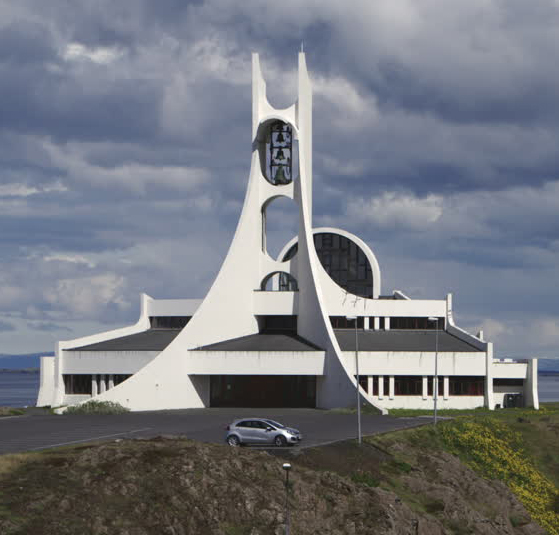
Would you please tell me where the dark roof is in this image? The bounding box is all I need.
[196,332,323,352]
[334,329,481,352]
[68,329,181,352]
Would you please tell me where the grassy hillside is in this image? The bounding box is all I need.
[2,408,559,533]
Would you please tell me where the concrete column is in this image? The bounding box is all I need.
[99,375,107,394]
[432,377,436,399]
[364,317,370,330]
[422,376,428,400]
[378,375,384,399]
[525,359,539,410]
[92,375,98,397]
[367,376,373,396]
[485,342,494,410]
[443,376,449,400]
[385,317,390,330]
[389,376,394,399]
[373,317,380,330]
[108,374,115,390]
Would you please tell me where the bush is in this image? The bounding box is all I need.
[65,401,130,415]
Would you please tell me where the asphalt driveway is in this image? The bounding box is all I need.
[0,408,426,455]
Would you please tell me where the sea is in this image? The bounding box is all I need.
[0,370,558,407]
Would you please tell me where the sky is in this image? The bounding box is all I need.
[0,0,558,358]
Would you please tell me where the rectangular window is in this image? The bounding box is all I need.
[63,374,93,395]
[149,316,191,329]
[394,376,423,396]
[330,316,364,329]
[449,376,484,396]
[260,315,297,332]
[427,377,445,397]
[389,317,445,329]
[493,378,524,387]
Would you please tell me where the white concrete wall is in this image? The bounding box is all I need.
[187,350,325,375]
[36,356,55,407]
[492,361,528,378]
[61,352,158,374]
[148,299,202,316]
[341,352,486,376]
[373,396,485,410]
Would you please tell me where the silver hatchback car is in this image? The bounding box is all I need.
[225,418,302,447]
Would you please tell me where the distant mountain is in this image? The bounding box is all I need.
[0,352,53,370]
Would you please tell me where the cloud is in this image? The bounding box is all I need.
[62,42,122,64]
[345,191,444,230]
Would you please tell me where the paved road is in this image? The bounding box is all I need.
[0,408,426,455]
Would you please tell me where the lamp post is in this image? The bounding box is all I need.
[346,315,362,445]
[428,317,439,427]
[282,462,291,535]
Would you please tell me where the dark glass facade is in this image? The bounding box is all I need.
[283,232,373,298]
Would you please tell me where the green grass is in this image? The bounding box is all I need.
[0,407,25,418]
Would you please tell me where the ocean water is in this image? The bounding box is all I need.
[0,371,558,407]
[0,371,40,407]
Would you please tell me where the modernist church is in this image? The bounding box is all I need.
[37,53,538,413]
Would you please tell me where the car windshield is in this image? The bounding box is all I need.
[264,419,285,429]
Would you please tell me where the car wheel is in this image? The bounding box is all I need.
[227,435,241,447]
[274,435,287,447]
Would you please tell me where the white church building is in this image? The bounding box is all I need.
[37,53,538,413]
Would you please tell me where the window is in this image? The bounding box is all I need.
[428,377,444,397]
[390,317,445,330]
[150,316,191,329]
[370,376,389,396]
[259,315,297,333]
[394,376,422,396]
[282,232,374,298]
[493,379,524,387]
[63,374,92,395]
[330,316,364,329]
[449,376,484,396]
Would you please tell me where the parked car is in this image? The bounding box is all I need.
[225,418,302,447]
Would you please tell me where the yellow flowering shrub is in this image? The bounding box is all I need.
[440,419,559,534]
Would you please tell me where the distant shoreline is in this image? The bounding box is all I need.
[0,369,39,373]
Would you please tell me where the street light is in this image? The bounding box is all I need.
[282,462,291,535]
[428,317,439,427]
[346,315,362,445]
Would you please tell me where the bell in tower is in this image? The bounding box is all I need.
[269,120,292,185]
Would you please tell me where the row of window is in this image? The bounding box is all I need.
[330,316,444,330]
[149,316,191,329]
[63,374,131,395]
[362,375,486,396]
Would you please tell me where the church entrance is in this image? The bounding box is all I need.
[209,375,316,408]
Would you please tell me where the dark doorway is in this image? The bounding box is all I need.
[210,375,316,408]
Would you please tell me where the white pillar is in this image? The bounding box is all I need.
[389,376,394,399]
[422,376,428,400]
[108,374,115,390]
[99,375,107,394]
[378,376,384,399]
[364,317,370,330]
[443,377,449,400]
[367,376,373,395]
[92,375,98,397]
[525,359,539,410]
[485,342,495,410]
[432,377,436,399]
[385,317,390,330]
[373,317,380,330]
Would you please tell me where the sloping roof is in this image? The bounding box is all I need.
[68,329,181,352]
[334,329,481,352]
[196,332,323,352]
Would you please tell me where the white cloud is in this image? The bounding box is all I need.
[43,274,129,317]
[62,43,123,65]
[43,254,96,269]
[0,182,67,197]
[346,191,443,230]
